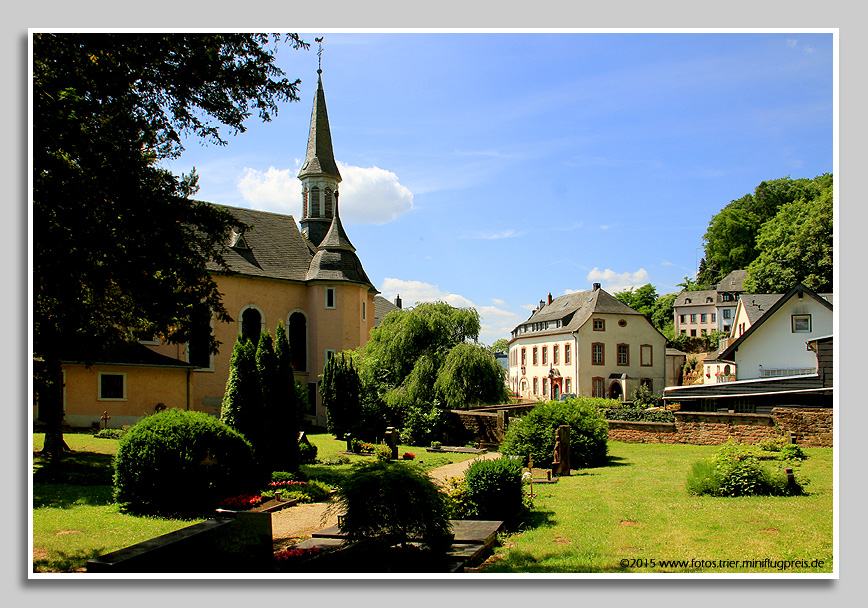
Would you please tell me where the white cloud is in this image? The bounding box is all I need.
[585,267,650,293]
[237,166,298,215]
[236,162,413,225]
[491,298,506,307]
[461,229,522,240]
[337,162,414,225]
[379,278,521,344]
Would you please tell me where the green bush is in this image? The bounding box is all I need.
[686,440,807,497]
[112,409,262,515]
[271,470,309,483]
[299,441,318,464]
[277,480,334,503]
[601,406,675,423]
[499,397,609,468]
[94,427,129,440]
[758,436,786,452]
[630,384,663,409]
[374,442,393,462]
[333,461,453,551]
[462,457,524,523]
[779,443,807,462]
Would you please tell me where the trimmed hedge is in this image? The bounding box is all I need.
[113,409,263,515]
[499,397,609,468]
[463,457,524,522]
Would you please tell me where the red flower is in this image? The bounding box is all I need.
[402,452,415,460]
[274,546,322,562]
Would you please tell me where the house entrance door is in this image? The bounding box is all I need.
[609,381,623,401]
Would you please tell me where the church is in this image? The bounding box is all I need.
[58,69,378,429]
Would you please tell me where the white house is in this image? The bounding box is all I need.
[718,283,833,380]
[508,284,667,402]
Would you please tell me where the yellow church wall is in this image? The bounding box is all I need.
[61,363,190,429]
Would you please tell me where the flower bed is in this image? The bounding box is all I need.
[217,494,263,510]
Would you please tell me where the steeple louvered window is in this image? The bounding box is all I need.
[311,187,321,217]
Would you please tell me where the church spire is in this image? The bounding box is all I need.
[299,55,341,246]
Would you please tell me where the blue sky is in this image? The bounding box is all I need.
[162,31,835,346]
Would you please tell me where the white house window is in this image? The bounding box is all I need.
[325,287,336,309]
[792,314,812,333]
[723,309,731,319]
[690,314,697,323]
[98,372,126,401]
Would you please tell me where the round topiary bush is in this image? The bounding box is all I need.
[113,409,263,515]
[462,457,524,522]
[499,397,609,468]
[333,461,453,552]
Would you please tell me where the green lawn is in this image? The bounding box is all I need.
[31,430,478,572]
[478,441,834,574]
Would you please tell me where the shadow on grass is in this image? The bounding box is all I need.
[33,547,107,573]
[33,450,114,485]
[33,483,115,509]
[605,454,631,467]
[479,548,635,573]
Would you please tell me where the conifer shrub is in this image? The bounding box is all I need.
[113,409,262,515]
[462,457,524,523]
[333,461,453,551]
[298,441,318,464]
[499,397,609,468]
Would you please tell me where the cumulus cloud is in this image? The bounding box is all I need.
[379,278,521,344]
[585,267,650,293]
[336,162,413,225]
[237,166,298,215]
[236,162,413,225]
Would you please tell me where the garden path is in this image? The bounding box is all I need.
[271,451,501,549]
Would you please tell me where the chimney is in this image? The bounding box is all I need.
[547,293,553,305]
[593,283,601,290]
[539,299,545,309]
[395,294,402,309]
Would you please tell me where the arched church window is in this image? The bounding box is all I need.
[289,311,307,371]
[241,307,263,347]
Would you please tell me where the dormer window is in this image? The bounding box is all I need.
[685,298,692,304]
[229,230,250,250]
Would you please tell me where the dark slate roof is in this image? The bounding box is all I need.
[374,295,400,326]
[207,204,315,282]
[306,205,375,289]
[512,287,646,338]
[298,74,341,181]
[62,342,196,368]
[716,269,749,292]
[740,294,785,323]
[674,289,717,307]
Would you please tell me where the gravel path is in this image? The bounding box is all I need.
[271,452,502,549]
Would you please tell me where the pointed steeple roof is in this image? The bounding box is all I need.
[306,201,372,287]
[298,73,341,181]
[318,200,355,252]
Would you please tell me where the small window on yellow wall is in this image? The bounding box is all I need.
[325,287,336,309]
[98,372,126,401]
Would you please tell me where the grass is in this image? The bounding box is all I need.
[32,429,478,572]
[300,430,480,486]
[32,433,204,573]
[478,441,833,574]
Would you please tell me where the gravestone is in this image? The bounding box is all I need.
[551,425,571,477]
[385,427,398,460]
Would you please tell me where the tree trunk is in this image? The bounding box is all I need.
[38,337,68,460]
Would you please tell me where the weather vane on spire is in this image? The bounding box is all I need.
[315,37,324,73]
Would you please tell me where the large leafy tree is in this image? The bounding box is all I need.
[33,33,308,458]
[613,283,658,318]
[744,183,833,293]
[434,343,508,410]
[698,175,831,285]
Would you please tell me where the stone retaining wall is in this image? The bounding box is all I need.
[771,408,833,447]
[607,408,832,447]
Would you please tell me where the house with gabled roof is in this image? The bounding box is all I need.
[673,269,750,337]
[507,284,666,402]
[663,284,833,413]
[60,70,378,429]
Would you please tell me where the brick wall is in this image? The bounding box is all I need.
[606,409,832,447]
[771,408,833,447]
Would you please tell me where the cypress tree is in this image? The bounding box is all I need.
[220,335,264,459]
[321,352,361,438]
[274,320,300,471]
[255,332,279,471]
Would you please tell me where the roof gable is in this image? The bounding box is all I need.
[719,283,833,361]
